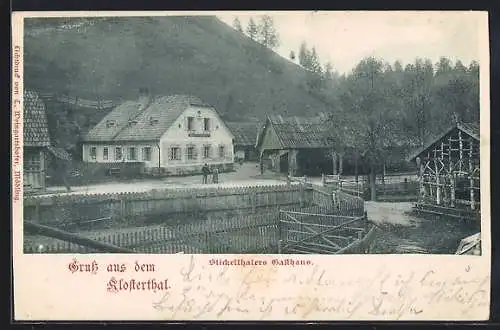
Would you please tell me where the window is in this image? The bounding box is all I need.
[203,118,211,131]
[90,147,97,160]
[142,147,151,161]
[203,145,212,159]
[115,147,122,160]
[186,145,196,160]
[187,116,194,130]
[218,145,225,159]
[169,147,181,160]
[103,147,109,160]
[128,147,137,161]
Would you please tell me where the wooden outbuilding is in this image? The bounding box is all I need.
[24,90,72,192]
[255,114,341,176]
[407,121,480,213]
[226,121,260,162]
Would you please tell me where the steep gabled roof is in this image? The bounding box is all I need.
[406,121,480,162]
[83,95,209,142]
[262,114,335,149]
[226,122,261,146]
[24,90,51,147]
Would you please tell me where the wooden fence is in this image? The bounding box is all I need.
[24,184,313,229]
[24,183,366,254]
[38,92,117,110]
[321,172,419,201]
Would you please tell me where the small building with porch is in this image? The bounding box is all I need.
[407,121,480,221]
[255,114,343,177]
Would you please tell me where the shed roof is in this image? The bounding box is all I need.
[407,121,480,162]
[261,115,335,149]
[83,95,213,142]
[23,90,51,147]
[226,122,260,146]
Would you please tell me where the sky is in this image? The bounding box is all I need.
[217,11,484,74]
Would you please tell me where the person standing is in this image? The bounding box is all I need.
[212,167,219,184]
[201,163,210,184]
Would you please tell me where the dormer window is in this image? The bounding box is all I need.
[106,120,116,128]
[128,119,138,126]
[187,116,194,130]
[149,117,159,125]
[203,118,211,131]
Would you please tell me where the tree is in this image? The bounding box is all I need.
[298,42,310,68]
[246,18,258,41]
[335,57,403,201]
[257,15,279,49]
[324,62,334,80]
[289,50,296,61]
[232,17,243,33]
[309,47,322,74]
[401,58,434,146]
[435,56,453,76]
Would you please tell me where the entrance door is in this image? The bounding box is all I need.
[279,153,288,174]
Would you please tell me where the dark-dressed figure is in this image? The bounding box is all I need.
[202,163,210,184]
[212,168,219,184]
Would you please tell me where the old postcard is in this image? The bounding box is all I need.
[11,10,490,321]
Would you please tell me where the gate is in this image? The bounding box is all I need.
[278,209,377,254]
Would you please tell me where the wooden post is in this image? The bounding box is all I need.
[441,141,444,160]
[434,158,441,205]
[339,153,343,176]
[449,136,453,172]
[450,173,455,207]
[321,173,325,186]
[418,158,424,200]
[459,130,463,172]
[354,155,359,183]
[40,150,46,191]
[448,135,453,205]
[382,161,386,185]
[469,138,475,210]
[332,150,337,175]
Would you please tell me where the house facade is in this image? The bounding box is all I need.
[226,121,260,162]
[407,121,480,212]
[82,94,235,175]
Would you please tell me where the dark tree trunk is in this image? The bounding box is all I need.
[370,164,377,201]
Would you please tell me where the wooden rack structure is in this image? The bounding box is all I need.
[407,122,480,216]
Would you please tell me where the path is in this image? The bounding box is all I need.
[39,162,291,196]
[365,201,477,254]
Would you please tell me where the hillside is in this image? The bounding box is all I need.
[24,16,332,125]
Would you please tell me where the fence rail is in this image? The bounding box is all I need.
[38,92,118,110]
[278,208,371,254]
[321,172,419,200]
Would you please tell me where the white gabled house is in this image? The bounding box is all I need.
[82,93,235,175]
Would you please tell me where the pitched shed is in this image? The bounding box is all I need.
[226,122,260,147]
[24,90,51,147]
[84,95,208,142]
[256,115,335,151]
[407,121,480,162]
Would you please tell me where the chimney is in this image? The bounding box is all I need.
[138,87,152,110]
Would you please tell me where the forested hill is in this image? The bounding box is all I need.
[24,16,331,122]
